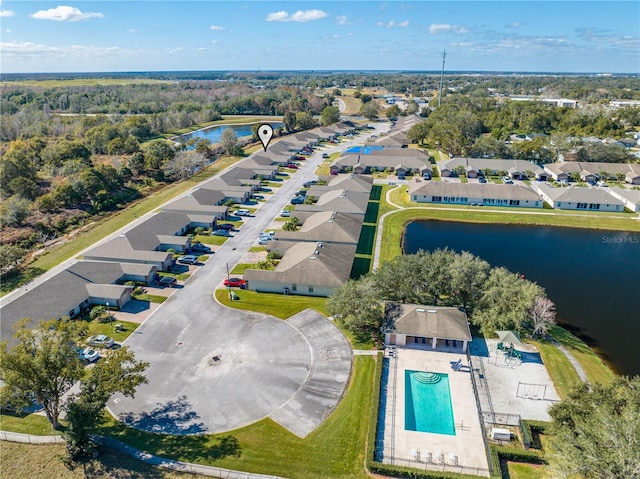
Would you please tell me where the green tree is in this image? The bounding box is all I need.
[283,111,297,131]
[320,105,340,126]
[282,217,299,231]
[295,111,316,130]
[142,139,175,170]
[0,244,25,273]
[89,305,109,323]
[327,276,382,341]
[360,102,379,120]
[448,251,490,310]
[548,377,640,479]
[385,104,402,119]
[0,196,31,227]
[64,347,148,459]
[471,267,544,335]
[405,99,419,115]
[0,318,88,430]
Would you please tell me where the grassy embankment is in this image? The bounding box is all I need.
[1,145,263,297]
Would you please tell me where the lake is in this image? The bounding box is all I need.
[177,121,283,146]
[403,220,640,376]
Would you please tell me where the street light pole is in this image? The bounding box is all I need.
[106,302,113,330]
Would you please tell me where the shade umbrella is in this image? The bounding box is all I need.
[495,330,523,348]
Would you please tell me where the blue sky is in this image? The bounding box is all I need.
[1,1,638,73]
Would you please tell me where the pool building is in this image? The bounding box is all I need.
[379,303,490,475]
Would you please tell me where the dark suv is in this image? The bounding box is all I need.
[159,276,177,287]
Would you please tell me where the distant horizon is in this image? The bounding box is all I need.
[1,1,638,74]
[2,69,638,78]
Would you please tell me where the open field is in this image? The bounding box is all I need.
[1,78,172,87]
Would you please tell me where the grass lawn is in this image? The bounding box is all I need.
[133,293,167,303]
[506,461,552,479]
[0,412,58,436]
[0,441,206,479]
[363,202,380,224]
[95,356,375,479]
[529,338,581,399]
[548,326,615,385]
[85,319,139,342]
[194,234,228,246]
[248,246,267,253]
[229,263,258,275]
[355,225,376,255]
[214,289,328,318]
[350,256,372,279]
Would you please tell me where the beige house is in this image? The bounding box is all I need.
[244,242,357,297]
[383,303,472,353]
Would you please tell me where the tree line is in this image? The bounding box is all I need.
[327,249,556,342]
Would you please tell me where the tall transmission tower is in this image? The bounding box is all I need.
[438,50,447,107]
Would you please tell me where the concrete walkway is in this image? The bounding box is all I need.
[552,341,588,382]
[0,431,286,479]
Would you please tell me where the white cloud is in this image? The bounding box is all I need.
[1,40,138,59]
[164,47,184,54]
[210,25,224,31]
[5,28,10,33]
[450,42,474,47]
[31,5,103,22]
[378,19,409,29]
[428,23,468,34]
[266,9,327,22]
[129,28,137,33]
[336,15,348,26]
[511,22,521,28]
[212,40,220,45]
[0,8,14,17]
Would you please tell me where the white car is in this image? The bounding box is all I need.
[81,348,100,362]
[87,334,114,348]
[280,210,291,217]
[235,209,251,216]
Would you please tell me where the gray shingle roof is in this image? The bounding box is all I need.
[441,157,545,175]
[385,303,472,341]
[244,242,357,287]
[274,211,363,244]
[409,180,541,201]
[294,190,370,214]
[534,183,625,205]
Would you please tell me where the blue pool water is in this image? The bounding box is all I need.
[178,122,282,146]
[344,146,384,154]
[405,370,456,435]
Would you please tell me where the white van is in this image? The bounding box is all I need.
[235,209,251,216]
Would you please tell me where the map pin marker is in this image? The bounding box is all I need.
[257,124,274,152]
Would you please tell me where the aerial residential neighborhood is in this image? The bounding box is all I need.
[1,2,639,479]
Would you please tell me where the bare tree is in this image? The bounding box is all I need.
[162,151,207,180]
[530,296,556,337]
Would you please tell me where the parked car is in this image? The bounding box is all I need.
[502,176,514,184]
[478,177,487,184]
[223,277,246,288]
[81,348,100,362]
[215,223,235,230]
[303,180,318,187]
[212,229,231,236]
[322,153,329,159]
[290,196,305,205]
[293,155,306,161]
[191,243,210,253]
[87,334,114,348]
[234,209,251,216]
[286,163,299,169]
[178,255,199,265]
[280,210,291,217]
[158,276,177,287]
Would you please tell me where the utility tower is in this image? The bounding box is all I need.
[438,50,447,107]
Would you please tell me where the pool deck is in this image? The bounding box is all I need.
[380,347,490,476]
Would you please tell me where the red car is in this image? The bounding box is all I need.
[224,277,246,288]
[286,163,299,169]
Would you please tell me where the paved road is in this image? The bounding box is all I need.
[107,123,388,437]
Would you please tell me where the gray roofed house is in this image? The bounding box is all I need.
[439,157,548,180]
[273,211,363,245]
[331,148,432,178]
[532,183,625,211]
[607,186,640,212]
[83,237,173,271]
[163,191,229,219]
[543,161,640,184]
[0,262,139,344]
[408,179,543,208]
[244,242,357,297]
[200,178,253,203]
[383,303,472,353]
[308,174,373,197]
[294,189,371,215]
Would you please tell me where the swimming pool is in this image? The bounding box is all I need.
[344,146,384,154]
[405,370,456,435]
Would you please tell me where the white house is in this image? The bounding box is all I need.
[532,183,625,212]
[607,187,640,213]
